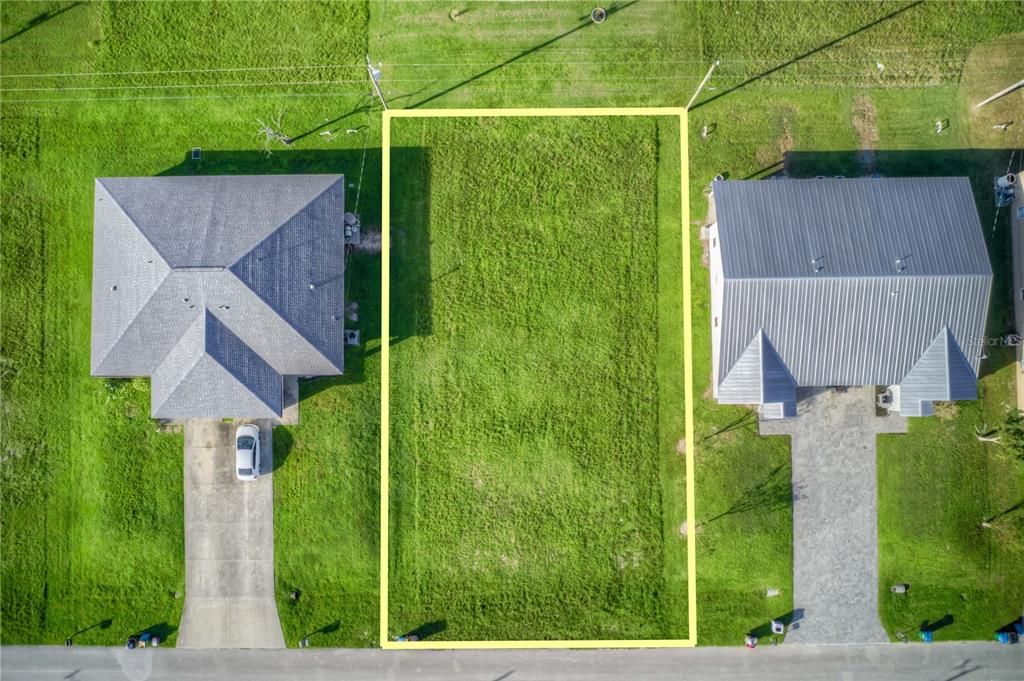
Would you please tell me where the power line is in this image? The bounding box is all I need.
[2,89,373,104]
[4,67,994,96]
[353,110,372,214]
[1,78,366,93]
[0,48,989,80]
[0,63,363,79]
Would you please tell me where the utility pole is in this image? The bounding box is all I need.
[975,78,1024,108]
[686,59,720,111]
[366,54,388,111]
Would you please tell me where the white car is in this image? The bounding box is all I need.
[235,424,262,481]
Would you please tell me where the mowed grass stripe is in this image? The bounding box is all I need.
[387,115,688,641]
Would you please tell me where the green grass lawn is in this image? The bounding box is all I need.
[687,79,1022,646]
[0,0,378,646]
[878,348,1024,642]
[386,114,688,641]
[3,0,1023,648]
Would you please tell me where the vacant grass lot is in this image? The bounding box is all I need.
[387,115,688,641]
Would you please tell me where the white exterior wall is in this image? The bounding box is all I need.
[709,221,724,397]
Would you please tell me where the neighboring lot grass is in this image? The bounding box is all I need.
[1,0,378,646]
[368,1,701,109]
[687,73,1023,642]
[877,351,1024,641]
[386,115,688,641]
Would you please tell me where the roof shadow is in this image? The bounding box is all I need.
[159,148,434,399]
[779,148,1020,379]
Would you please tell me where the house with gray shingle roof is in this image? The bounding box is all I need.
[91,175,346,420]
[708,177,991,418]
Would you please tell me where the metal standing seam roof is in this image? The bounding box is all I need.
[714,177,992,278]
[91,175,346,419]
[717,329,798,414]
[713,178,992,391]
[897,326,979,417]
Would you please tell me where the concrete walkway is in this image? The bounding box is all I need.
[177,420,285,649]
[761,387,906,644]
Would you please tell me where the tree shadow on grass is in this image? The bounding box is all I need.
[921,613,955,633]
[400,619,447,641]
[702,464,800,525]
[134,621,177,641]
[782,148,1021,378]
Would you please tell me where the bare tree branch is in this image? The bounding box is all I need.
[255,110,291,156]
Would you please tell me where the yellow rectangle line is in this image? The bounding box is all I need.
[380,106,693,649]
[383,638,695,651]
[379,112,392,648]
[681,111,697,645]
[385,107,687,120]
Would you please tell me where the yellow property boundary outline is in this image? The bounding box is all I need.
[380,107,694,649]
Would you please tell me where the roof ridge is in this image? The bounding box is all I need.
[226,177,344,270]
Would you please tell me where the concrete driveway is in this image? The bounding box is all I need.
[761,387,906,644]
[176,419,285,649]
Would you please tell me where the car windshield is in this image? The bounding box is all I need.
[237,468,253,476]
[237,436,256,450]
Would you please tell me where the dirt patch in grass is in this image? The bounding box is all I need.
[755,112,794,174]
[932,402,960,421]
[851,95,879,173]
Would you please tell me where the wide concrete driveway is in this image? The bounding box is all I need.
[176,419,285,649]
[761,387,906,644]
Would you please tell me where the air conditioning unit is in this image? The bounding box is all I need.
[995,174,1017,207]
[877,390,894,409]
[345,330,360,346]
[344,212,362,245]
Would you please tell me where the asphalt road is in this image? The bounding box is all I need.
[3,643,1023,681]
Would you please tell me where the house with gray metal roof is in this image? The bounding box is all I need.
[90,175,346,420]
[708,177,992,418]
